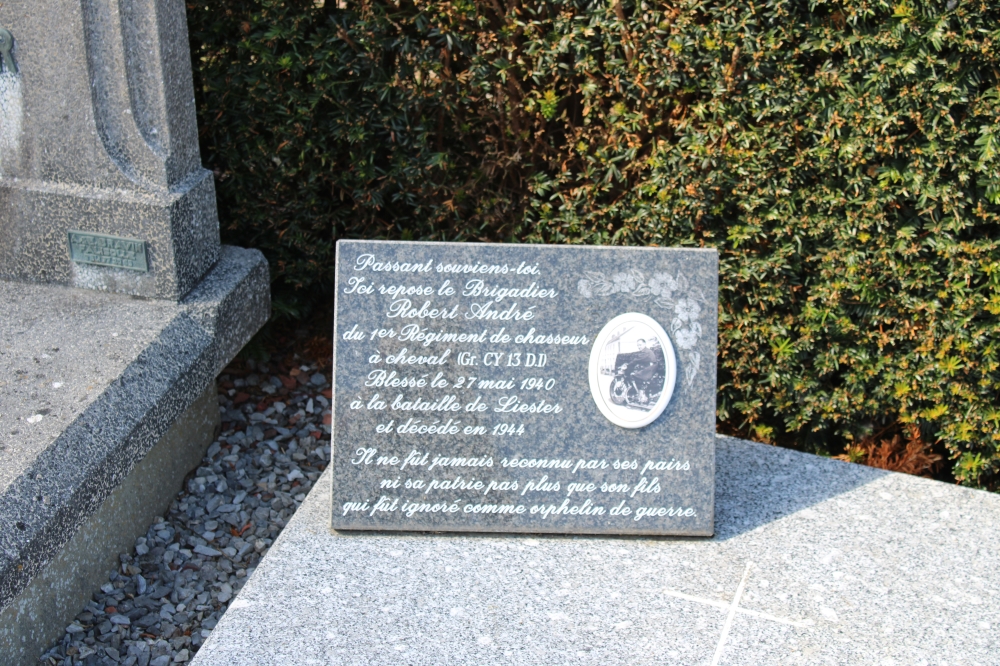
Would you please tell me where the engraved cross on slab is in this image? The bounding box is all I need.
[331,241,718,536]
[664,561,814,666]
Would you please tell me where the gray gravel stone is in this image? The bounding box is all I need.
[192,546,221,558]
[37,357,331,665]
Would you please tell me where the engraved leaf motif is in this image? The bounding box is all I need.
[685,352,702,388]
[582,271,616,296]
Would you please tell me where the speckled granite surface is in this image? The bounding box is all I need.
[0,246,269,613]
[332,241,718,536]
[194,436,1000,666]
[0,0,220,300]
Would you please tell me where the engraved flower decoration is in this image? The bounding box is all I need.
[612,272,635,293]
[674,298,702,323]
[648,272,678,297]
[577,267,706,386]
[673,323,702,350]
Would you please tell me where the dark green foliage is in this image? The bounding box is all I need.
[188,0,1000,488]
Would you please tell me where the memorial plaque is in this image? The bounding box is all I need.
[331,240,717,535]
[67,231,149,272]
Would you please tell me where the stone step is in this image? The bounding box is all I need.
[192,435,1000,665]
[0,246,269,665]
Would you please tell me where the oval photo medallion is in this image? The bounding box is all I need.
[588,313,677,429]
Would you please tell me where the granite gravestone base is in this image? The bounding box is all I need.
[192,439,1000,666]
[332,241,718,536]
[0,2,271,662]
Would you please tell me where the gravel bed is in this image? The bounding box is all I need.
[39,356,332,666]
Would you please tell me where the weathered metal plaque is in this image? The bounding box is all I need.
[331,240,718,536]
[0,27,16,74]
[67,231,148,272]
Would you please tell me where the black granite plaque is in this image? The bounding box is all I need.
[331,241,717,535]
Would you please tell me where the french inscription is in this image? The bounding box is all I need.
[67,231,148,272]
[332,241,718,536]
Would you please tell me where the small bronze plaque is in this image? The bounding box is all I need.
[68,231,149,272]
[0,27,16,74]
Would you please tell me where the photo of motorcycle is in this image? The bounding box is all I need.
[590,313,677,428]
[609,346,666,411]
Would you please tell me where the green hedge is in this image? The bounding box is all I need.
[188,0,1000,488]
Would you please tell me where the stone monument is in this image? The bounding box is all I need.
[0,0,218,299]
[331,241,718,535]
[0,3,270,663]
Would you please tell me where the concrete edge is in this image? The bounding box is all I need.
[183,245,271,376]
[0,246,270,612]
[0,384,220,666]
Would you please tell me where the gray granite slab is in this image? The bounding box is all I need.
[333,241,718,536]
[193,436,1000,666]
[0,246,269,611]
